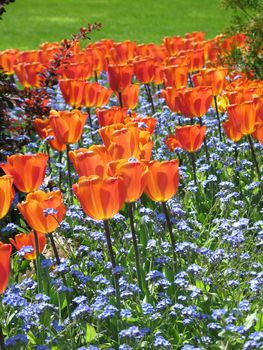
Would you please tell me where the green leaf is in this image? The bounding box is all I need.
[244,310,258,331]
[86,324,97,343]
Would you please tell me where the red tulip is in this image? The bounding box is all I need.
[1,153,48,193]
[0,242,12,294]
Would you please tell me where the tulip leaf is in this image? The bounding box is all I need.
[86,324,97,343]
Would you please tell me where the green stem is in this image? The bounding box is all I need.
[33,230,42,293]
[248,134,261,180]
[118,91,123,108]
[189,152,197,187]
[66,144,73,204]
[146,84,155,114]
[128,203,143,291]
[161,202,177,272]
[214,96,223,142]
[48,233,61,265]
[87,107,93,141]
[199,117,209,163]
[94,70,98,82]
[103,220,121,310]
[58,151,62,190]
[0,323,5,350]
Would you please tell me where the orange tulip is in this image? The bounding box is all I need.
[59,62,93,80]
[94,84,113,108]
[96,107,128,127]
[73,176,126,220]
[107,160,148,203]
[15,50,39,64]
[163,36,184,56]
[49,109,87,144]
[107,64,134,93]
[134,57,155,84]
[109,40,137,65]
[1,153,48,193]
[192,67,228,96]
[10,231,46,260]
[165,135,182,151]
[17,190,66,233]
[0,49,20,74]
[153,63,165,85]
[174,86,213,117]
[0,242,12,294]
[227,101,257,135]
[13,62,44,88]
[163,65,189,88]
[0,175,15,219]
[161,87,180,113]
[59,79,86,108]
[172,125,206,152]
[130,115,156,135]
[144,160,179,202]
[33,118,67,152]
[120,84,140,109]
[69,145,112,177]
[223,120,243,142]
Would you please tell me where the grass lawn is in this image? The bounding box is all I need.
[0,0,233,50]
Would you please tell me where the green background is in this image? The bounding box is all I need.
[0,0,233,50]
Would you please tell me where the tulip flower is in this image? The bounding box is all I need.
[107,159,148,203]
[13,62,44,88]
[163,64,188,88]
[144,160,179,268]
[134,57,155,84]
[174,87,213,118]
[1,153,48,193]
[106,159,148,290]
[166,125,206,186]
[10,231,46,260]
[223,120,243,142]
[161,87,180,113]
[69,145,112,178]
[59,62,93,80]
[192,67,228,96]
[49,109,87,145]
[73,175,125,221]
[96,107,129,127]
[109,40,136,65]
[17,190,66,234]
[0,242,12,294]
[59,79,86,108]
[107,64,134,107]
[0,175,15,220]
[0,49,20,74]
[227,101,257,136]
[144,160,179,203]
[33,118,67,152]
[171,125,206,153]
[120,84,140,110]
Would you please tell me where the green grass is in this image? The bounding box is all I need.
[0,0,233,50]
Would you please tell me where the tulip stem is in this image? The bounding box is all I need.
[198,117,209,163]
[94,70,98,82]
[66,145,73,204]
[128,203,142,291]
[46,144,51,171]
[248,135,261,180]
[189,152,197,187]
[48,233,61,265]
[103,220,121,310]
[58,151,62,190]
[145,84,155,114]
[87,107,93,141]
[118,91,123,108]
[0,324,5,350]
[214,96,223,142]
[161,202,177,271]
[33,230,42,293]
